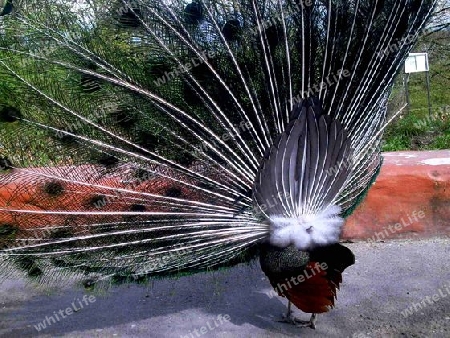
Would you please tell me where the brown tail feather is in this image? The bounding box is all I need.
[274,262,342,313]
[260,243,354,314]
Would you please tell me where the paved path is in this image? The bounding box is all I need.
[1,238,449,338]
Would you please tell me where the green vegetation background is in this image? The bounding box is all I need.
[383,30,450,151]
[0,18,449,158]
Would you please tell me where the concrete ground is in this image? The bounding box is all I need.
[0,238,449,338]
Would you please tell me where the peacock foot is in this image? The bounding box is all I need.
[278,312,316,329]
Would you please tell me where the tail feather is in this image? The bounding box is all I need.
[260,243,355,313]
[280,262,337,313]
[254,101,353,249]
[0,0,436,284]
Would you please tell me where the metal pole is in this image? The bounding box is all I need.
[404,73,410,113]
[425,70,432,118]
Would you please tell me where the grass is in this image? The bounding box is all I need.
[383,32,450,152]
[1,32,449,161]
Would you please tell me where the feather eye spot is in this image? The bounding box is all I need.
[86,195,107,209]
[117,0,142,28]
[265,25,282,51]
[164,187,182,198]
[82,279,96,290]
[0,157,13,171]
[176,152,196,167]
[111,274,148,285]
[16,257,42,277]
[110,106,137,128]
[28,266,43,277]
[130,204,146,212]
[135,131,159,153]
[80,74,101,93]
[184,1,203,25]
[42,181,65,196]
[52,130,78,146]
[134,168,154,181]
[97,155,119,167]
[222,20,241,41]
[0,224,18,248]
[0,106,21,123]
[0,223,17,237]
[0,0,13,16]
[48,228,74,239]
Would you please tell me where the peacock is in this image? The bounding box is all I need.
[0,0,436,330]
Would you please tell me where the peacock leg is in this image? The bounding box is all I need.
[309,313,317,329]
[278,301,317,329]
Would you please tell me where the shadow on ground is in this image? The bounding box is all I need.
[1,238,449,338]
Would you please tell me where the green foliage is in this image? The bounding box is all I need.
[382,29,450,151]
[1,5,448,160]
[0,1,202,167]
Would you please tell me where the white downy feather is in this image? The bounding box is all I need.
[269,205,344,249]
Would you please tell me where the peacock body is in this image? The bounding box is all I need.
[0,0,436,327]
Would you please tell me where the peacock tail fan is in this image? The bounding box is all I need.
[0,0,436,288]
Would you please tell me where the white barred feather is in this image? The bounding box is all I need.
[0,0,437,285]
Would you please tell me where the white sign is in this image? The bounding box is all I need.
[405,53,429,73]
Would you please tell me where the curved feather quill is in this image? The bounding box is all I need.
[0,0,436,286]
